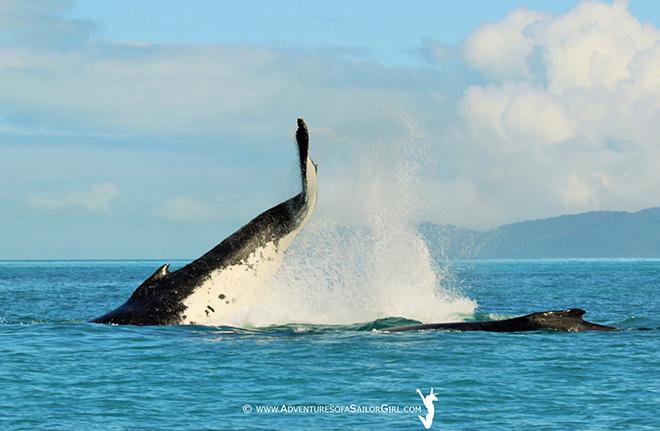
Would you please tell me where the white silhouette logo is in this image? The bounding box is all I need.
[416,388,438,429]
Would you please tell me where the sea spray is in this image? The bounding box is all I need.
[224,113,476,327]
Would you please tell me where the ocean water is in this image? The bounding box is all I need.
[0,259,658,430]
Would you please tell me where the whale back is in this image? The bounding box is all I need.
[384,308,617,333]
[524,308,616,332]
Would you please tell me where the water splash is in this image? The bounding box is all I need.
[225,112,477,327]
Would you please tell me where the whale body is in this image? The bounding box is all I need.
[92,118,318,325]
[384,309,617,332]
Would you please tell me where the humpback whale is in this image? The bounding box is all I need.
[385,309,617,332]
[92,118,318,325]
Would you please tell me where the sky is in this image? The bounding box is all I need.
[1,0,660,258]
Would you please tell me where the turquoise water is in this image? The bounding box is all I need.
[0,259,658,430]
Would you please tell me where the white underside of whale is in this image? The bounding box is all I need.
[179,158,318,326]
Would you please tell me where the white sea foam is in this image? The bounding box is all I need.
[219,114,477,327]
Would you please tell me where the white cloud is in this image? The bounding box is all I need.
[463,8,548,80]
[529,0,659,92]
[459,83,576,145]
[29,182,121,212]
[454,0,660,225]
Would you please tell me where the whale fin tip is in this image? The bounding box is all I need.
[296,118,309,151]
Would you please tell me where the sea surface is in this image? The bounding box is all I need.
[0,259,658,430]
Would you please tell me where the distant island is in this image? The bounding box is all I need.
[419,207,660,259]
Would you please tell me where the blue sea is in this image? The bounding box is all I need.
[0,259,658,430]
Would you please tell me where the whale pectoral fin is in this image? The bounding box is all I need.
[143,264,170,284]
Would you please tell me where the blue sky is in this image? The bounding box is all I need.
[2,0,660,258]
[72,1,660,59]
[73,0,582,65]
